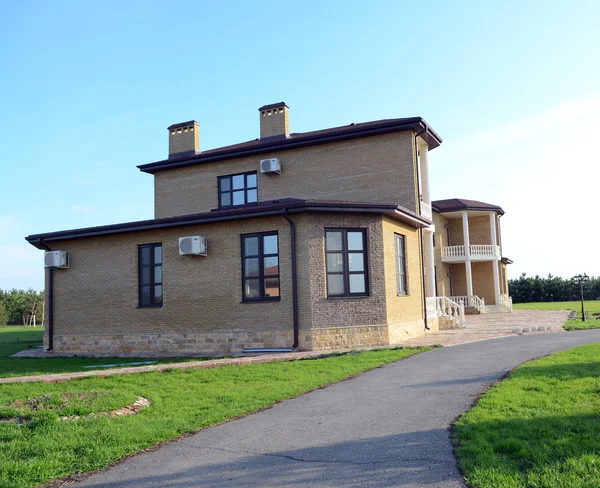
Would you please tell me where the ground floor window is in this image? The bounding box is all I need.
[395,234,407,295]
[139,243,163,307]
[241,232,280,301]
[325,229,368,297]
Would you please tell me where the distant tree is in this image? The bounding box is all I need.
[0,288,44,325]
[509,274,600,303]
[0,301,7,326]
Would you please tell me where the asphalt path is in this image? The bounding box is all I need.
[77,330,600,488]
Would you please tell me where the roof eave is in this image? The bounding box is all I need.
[25,202,429,249]
[432,205,505,216]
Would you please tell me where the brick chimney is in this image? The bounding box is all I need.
[259,102,289,139]
[168,120,200,158]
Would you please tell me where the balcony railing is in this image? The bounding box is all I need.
[420,201,432,221]
[441,245,501,262]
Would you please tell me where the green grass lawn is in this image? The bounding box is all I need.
[454,343,600,488]
[0,346,429,488]
[0,326,200,378]
[513,300,600,313]
[562,319,600,331]
[0,326,44,356]
[513,301,600,331]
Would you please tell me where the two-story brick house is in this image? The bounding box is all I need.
[26,102,511,356]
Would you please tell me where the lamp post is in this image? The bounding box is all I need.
[573,274,589,322]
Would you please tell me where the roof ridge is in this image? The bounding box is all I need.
[139,117,442,174]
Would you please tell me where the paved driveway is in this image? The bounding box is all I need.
[400,310,569,347]
[77,327,600,488]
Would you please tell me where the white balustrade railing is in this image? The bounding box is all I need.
[498,294,513,312]
[420,201,433,221]
[434,296,466,328]
[441,246,466,258]
[449,295,486,314]
[470,245,501,258]
[441,245,501,260]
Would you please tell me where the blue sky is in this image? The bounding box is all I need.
[1,0,599,290]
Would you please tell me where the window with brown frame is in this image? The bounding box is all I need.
[218,172,258,208]
[395,234,408,295]
[241,232,280,301]
[325,229,369,297]
[139,243,163,307]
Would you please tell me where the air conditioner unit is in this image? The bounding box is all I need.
[260,158,281,174]
[179,236,207,256]
[44,251,69,269]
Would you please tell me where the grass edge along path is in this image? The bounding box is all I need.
[512,301,600,313]
[0,346,430,488]
[562,319,600,331]
[453,343,600,488]
[512,302,600,332]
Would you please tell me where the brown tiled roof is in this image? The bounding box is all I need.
[139,117,442,174]
[26,198,430,249]
[431,198,504,215]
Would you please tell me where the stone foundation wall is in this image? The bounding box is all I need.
[47,318,436,356]
[388,318,436,344]
[304,325,389,351]
[49,329,294,357]
[438,316,461,330]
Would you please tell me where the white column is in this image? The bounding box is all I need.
[419,141,431,205]
[419,140,435,297]
[462,211,473,299]
[424,229,436,297]
[489,212,501,304]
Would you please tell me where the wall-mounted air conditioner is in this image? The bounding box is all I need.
[260,158,281,174]
[44,251,69,268]
[179,236,207,256]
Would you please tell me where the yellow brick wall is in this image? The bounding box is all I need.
[449,263,467,298]
[472,261,496,305]
[501,263,509,295]
[448,262,497,305]
[447,214,495,246]
[154,131,418,218]
[48,216,294,342]
[169,122,199,156]
[44,211,431,355]
[381,217,425,337]
[259,106,289,138]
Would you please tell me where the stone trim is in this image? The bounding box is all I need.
[50,330,294,357]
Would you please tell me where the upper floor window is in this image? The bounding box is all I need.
[139,243,163,307]
[325,229,368,297]
[241,232,280,301]
[395,234,408,296]
[219,172,258,208]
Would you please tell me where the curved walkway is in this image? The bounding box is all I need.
[76,328,600,488]
[400,310,569,347]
